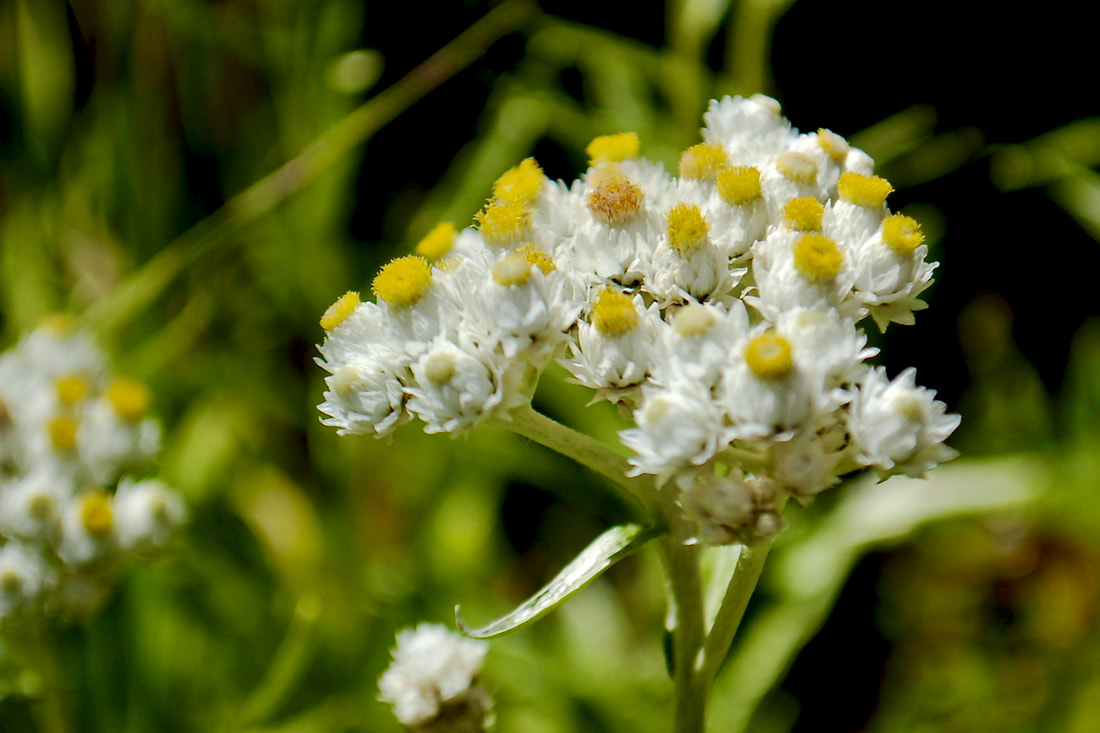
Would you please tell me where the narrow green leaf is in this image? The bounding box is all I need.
[456,523,662,639]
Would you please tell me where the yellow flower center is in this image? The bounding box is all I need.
[372,255,432,308]
[793,233,843,282]
[837,172,893,208]
[107,378,152,420]
[666,204,709,255]
[424,351,459,386]
[320,291,361,332]
[492,158,544,206]
[591,288,638,336]
[882,214,925,255]
[518,243,556,274]
[586,132,640,165]
[586,168,644,225]
[415,222,457,260]
[783,197,824,231]
[492,252,532,286]
[81,491,113,537]
[817,128,850,162]
[679,143,728,182]
[717,166,762,206]
[745,332,794,379]
[29,493,57,519]
[475,200,531,245]
[673,305,716,337]
[776,151,818,185]
[56,374,89,405]
[49,416,78,451]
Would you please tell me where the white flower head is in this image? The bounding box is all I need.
[0,542,54,622]
[405,334,506,435]
[378,623,491,731]
[0,466,75,541]
[679,472,784,547]
[113,478,187,552]
[621,384,728,482]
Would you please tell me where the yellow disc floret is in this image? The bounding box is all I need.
[783,197,824,231]
[415,222,457,260]
[475,200,530,245]
[49,416,78,451]
[591,287,638,337]
[56,374,89,405]
[776,151,818,185]
[80,491,113,537]
[320,291,361,332]
[492,252,533,286]
[673,305,716,337]
[817,128,850,162]
[882,214,925,255]
[424,351,458,386]
[106,378,152,420]
[586,168,644,225]
[586,132,640,165]
[717,166,762,206]
[679,143,728,182]
[837,172,893,208]
[519,243,555,274]
[492,158,544,206]
[372,255,432,308]
[745,331,794,379]
[666,204,709,255]
[794,233,843,282]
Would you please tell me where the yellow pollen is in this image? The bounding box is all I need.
[783,197,824,231]
[80,491,113,537]
[492,252,532,286]
[776,151,818,185]
[591,288,638,336]
[415,222,457,260]
[679,143,728,182]
[49,416,78,451]
[56,374,89,405]
[794,233,843,281]
[435,256,461,273]
[673,305,716,337]
[882,214,925,255]
[518,243,556,274]
[817,128,850,162]
[106,378,152,420]
[717,166,762,205]
[320,291,361,332]
[838,172,893,208]
[492,158,544,206]
[666,204,709,255]
[372,255,432,308]
[424,351,458,386]
[586,132,640,165]
[745,332,794,379]
[586,168,644,225]
[475,200,530,245]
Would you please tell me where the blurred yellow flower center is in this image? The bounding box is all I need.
[475,200,531,245]
[783,197,824,231]
[794,233,843,281]
[673,305,716,337]
[424,351,458,386]
[679,143,728,182]
[666,204,709,255]
[745,332,793,379]
[586,132,640,165]
[591,288,638,336]
[372,255,432,308]
[817,128,850,162]
[882,214,925,255]
[81,491,113,537]
[492,158,544,205]
[415,222,457,260]
[586,168,644,225]
[29,493,57,519]
[0,570,21,593]
[717,166,762,205]
[320,291,361,332]
[56,374,89,405]
[49,416,78,451]
[107,378,152,420]
[776,151,818,185]
[837,172,893,208]
[519,243,555,274]
[492,252,532,286]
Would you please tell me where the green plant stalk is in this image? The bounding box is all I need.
[80,0,539,338]
[27,625,71,733]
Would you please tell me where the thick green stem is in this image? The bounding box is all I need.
[659,535,706,733]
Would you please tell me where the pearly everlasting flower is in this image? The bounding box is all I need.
[379,623,492,732]
[113,478,187,552]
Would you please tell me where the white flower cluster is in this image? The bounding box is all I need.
[378,623,492,732]
[0,321,185,625]
[317,95,959,545]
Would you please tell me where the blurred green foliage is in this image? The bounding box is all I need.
[0,1,1098,732]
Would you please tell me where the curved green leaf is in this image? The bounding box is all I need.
[456,523,663,639]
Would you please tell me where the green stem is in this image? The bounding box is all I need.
[658,535,706,733]
[28,626,71,733]
[694,540,773,703]
[80,0,539,338]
